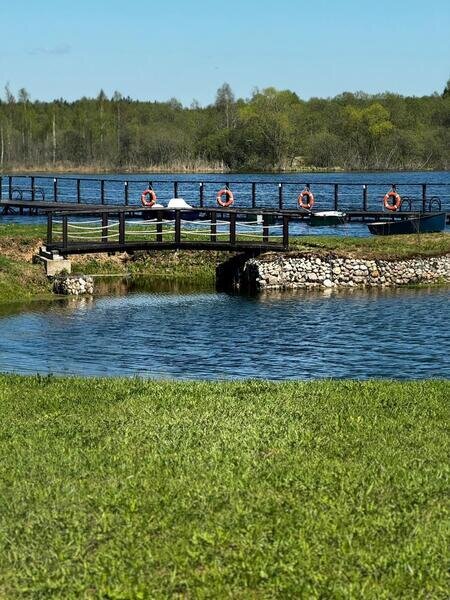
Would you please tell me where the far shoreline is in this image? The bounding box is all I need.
[2,165,448,176]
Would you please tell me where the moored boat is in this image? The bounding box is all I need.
[309,210,346,226]
[215,211,278,225]
[368,212,447,235]
[166,198,205,220]
[143,198,206,221]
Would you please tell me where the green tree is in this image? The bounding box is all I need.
[215,83,236,130]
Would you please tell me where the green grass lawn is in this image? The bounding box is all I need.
[0,376,448,598]
[0,255,52,303]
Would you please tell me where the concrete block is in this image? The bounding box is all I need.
[45,258,71,277]
[34,253,72,277]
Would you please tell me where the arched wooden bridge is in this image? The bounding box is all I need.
[45,207,291,255]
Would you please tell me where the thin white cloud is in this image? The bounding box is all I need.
[29,44,71,56]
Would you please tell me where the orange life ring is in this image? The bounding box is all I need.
[298,189,315,210]
[384,190,401,212]
[216,188,234,208]
[141,188,157,207]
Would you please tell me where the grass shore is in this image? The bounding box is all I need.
[0,223,449,304]
[0,376,448,598]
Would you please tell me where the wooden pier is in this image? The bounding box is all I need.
[1,174,449,216]
[2,197,449,225]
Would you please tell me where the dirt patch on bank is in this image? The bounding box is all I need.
[0,237,44,262]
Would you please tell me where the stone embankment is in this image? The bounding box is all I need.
[239,253,450,291]
[53,275,94,296]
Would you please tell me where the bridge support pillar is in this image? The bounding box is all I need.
[216,251,260,292]
[34,247,72,277]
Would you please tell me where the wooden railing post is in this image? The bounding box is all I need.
[124,181,129,205]
[210,211,217,243]
[53,177,58,202]
[199,182,204,207]
[156,211,163,243]
[230,212,236,245]
[175,210,181,245]
[62,215,68,249]
[283,215,289,249]
[262,214,269,243]
[363,185,368,211]
[422,184,427,212]
[101,179,105,204]
[47,213,53,246]
[252,182,256,208]
[101,212,108,243]
[334,184,339,210]
[8,176,12,199]
[174,181,178,198]
[31,176,35,201]
[278,183,283,210]
[77,178,81,203]
[0,175,2,200]
[119,212,125,245]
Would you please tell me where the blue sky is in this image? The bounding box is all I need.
[1,0,449,104]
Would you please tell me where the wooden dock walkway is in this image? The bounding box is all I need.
[1,174,449,217]
[1,199,124,215]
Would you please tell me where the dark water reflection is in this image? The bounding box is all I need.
[0,285,449,380]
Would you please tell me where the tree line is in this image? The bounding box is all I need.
[0,81,449,172]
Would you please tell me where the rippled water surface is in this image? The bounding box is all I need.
[0,286,448,379]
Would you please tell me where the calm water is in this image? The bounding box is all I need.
[0,286,449,380]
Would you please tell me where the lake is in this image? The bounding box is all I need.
[1,285,449,380]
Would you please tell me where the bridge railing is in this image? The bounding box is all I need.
[46,207,290,252]
[3,174,449,212]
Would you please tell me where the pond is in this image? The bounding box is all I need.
[0,285,448,380]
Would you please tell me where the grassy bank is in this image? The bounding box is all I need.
[3,161,229,175]
[0,376,448,597]
[290,232,450,259]
[0,224,52,302]
[3,164,347,174]
[0,223,449,304]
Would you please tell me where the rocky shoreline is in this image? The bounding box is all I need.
[238,253,450,291]
[48,253,450,296]
[53,275,94,296]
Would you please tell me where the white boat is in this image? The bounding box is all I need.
[309,210,346,226]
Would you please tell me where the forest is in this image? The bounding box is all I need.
[0,81,449,172]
